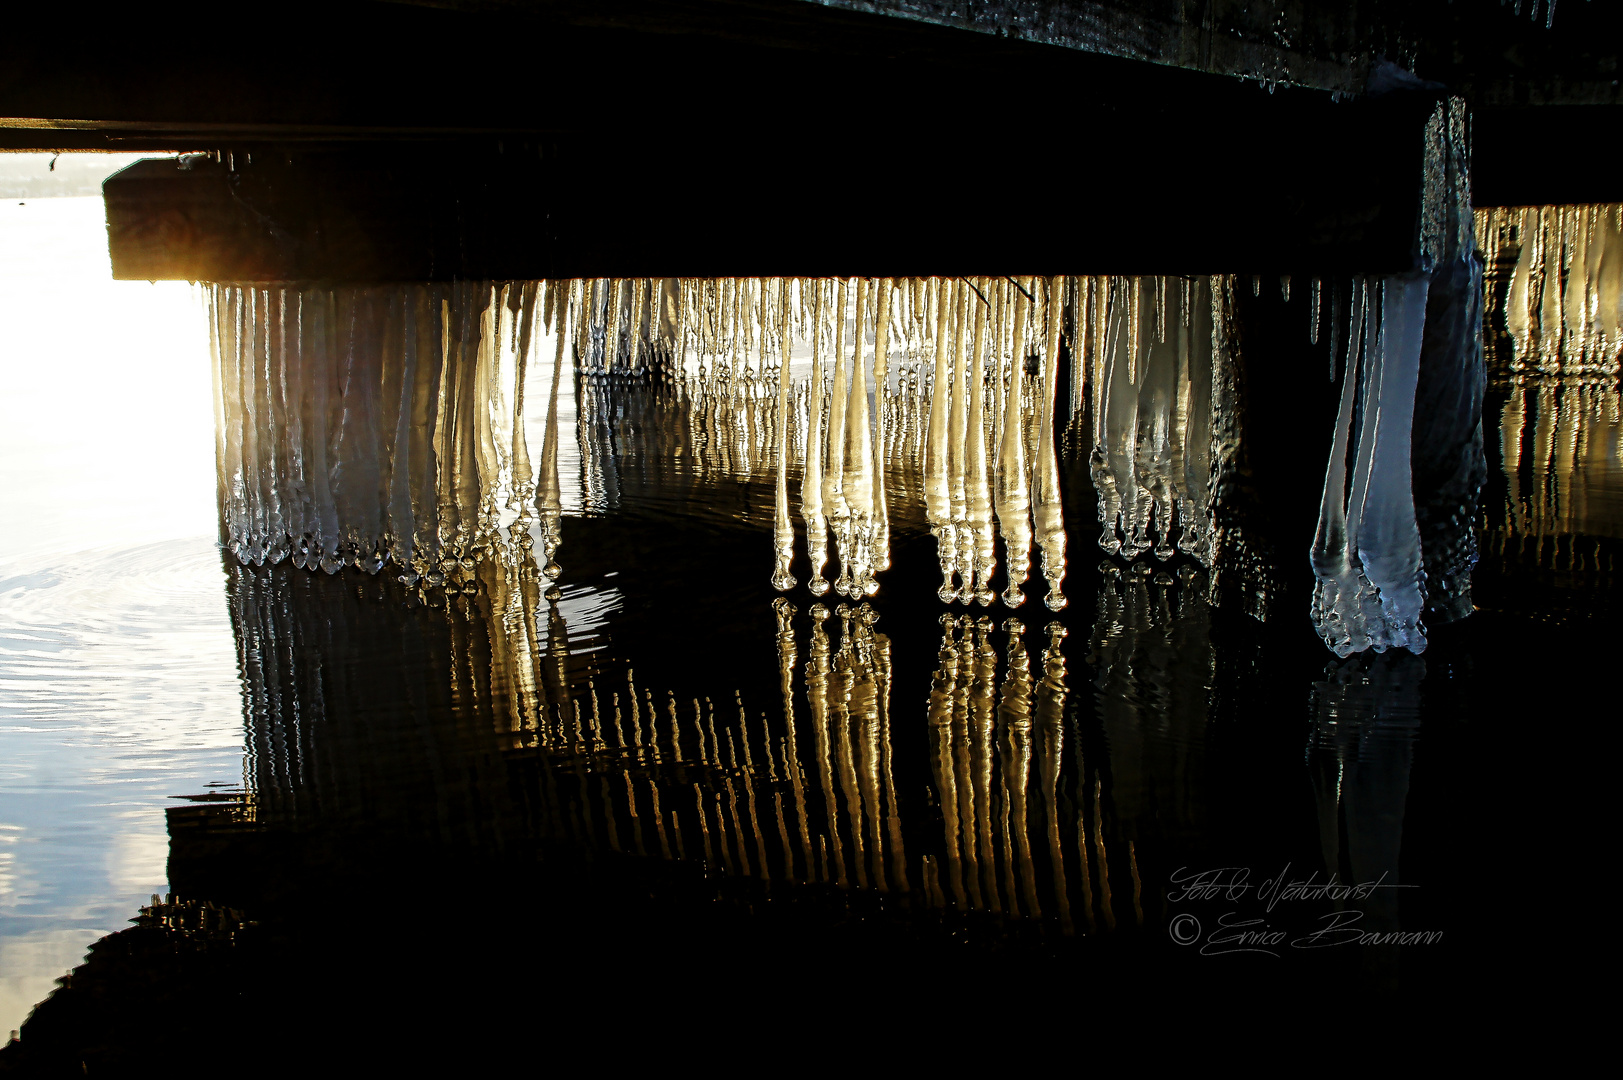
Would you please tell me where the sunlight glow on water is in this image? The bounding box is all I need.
[0,194,242,1035]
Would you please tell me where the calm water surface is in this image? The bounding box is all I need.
[0,195,1615,1061]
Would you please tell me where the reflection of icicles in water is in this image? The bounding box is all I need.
[1488,378,1623,572]
[1311,275,1431,656]
[1477,205,1623,377]
[1308,652,1424,951]
[230,538,1138,934]
[919,613,1117,928]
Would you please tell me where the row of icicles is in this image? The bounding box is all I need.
[209,275,1230,614]
[538,274,1077,609]
[757,276,1072,611]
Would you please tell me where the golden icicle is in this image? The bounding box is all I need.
[994,278,1034,607]
[1032,275,1068,611]
[842,278,876,597]
[802,281,830,595]
[924,277,957,602]
[772,278,798,591]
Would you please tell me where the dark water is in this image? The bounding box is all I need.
[1,367,1612,1067]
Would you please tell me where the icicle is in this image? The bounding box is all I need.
[1032,276,1067,611]
[826,279,852,598]
[1132,277,1176,560]
[1311,279,1381,656]
[1091,278,1135,557]
[1354,275,1430,652]
[1178,277,1215,564]
[843,278,877,597]
[506,282,537,546]
[966,279,997,607]
[995,278,1034,608]
[925,278,956,601]
[948,280,974,604]
[772,278,797,592]
[803,281,830,596]
[871,279,893,576]
[1311,275,1429,655]
[536,281,571,589]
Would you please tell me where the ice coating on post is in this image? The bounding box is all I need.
[1310,276,1430,656]
[1310,279,1384,656]
[1354,275,1430,652]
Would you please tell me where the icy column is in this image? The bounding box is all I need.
[842,279,877,598]
[994,279,1034,607]
[947,281,975,604]
[825,280,853,598]
[1311,276,1431,656]
[871,281,893,575]
[802,281,831,596]
[1031,276,1067,611]
[1356,274,1434,652]
[535,281,571,592]
[1091,278,1139,557]
[965,281,998,607]
[1176,277,1215,564]
[1310,280,1386,656]
[924,278,957,601]
[771,278,798,592]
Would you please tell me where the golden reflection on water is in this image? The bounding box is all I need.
[1490,378,1623,573]
[227,542,1171,934]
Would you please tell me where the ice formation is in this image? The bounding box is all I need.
[1478,204,1623,377]
[1310,276,1431,656]
[206,264,1478,657]
[1082,275,1216,567]
[646,276,1073,610]
[207,281,567,594]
